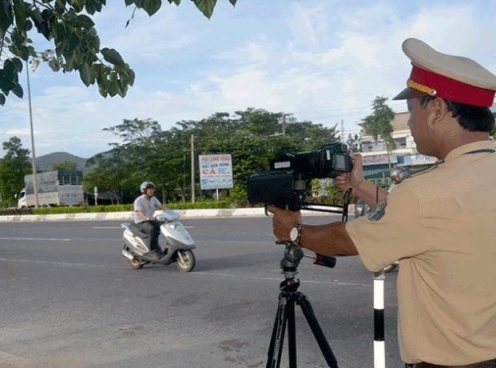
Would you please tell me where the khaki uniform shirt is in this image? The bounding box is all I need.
[346,141,496,365]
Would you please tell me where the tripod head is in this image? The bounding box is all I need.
[279,242,304,272]
[277,241,337,278]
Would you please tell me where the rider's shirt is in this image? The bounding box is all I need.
[133,194,162,223]
[346,141,496,365]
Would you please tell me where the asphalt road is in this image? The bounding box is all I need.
[0,217,402,368]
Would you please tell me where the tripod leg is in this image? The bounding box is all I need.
[266,295,289,368]
[297,292,339,368]
[287,296,297,368]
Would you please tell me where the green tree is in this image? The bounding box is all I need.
[360,96,396,168]
[0,0,237,106]
[84,147,133,203]
[52,160,77,171]
[0,136,31,206]
[83,108,342,204]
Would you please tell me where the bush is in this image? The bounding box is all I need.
[23,200,236,215]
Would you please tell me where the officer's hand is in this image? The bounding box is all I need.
[333,153,365,193]
[267,205,302,242]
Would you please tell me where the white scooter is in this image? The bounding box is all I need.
[121,210,196,272]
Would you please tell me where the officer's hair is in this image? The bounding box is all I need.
[419,95,495,133]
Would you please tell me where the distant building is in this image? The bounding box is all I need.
[360,111,438,185]
[359,104,496,186]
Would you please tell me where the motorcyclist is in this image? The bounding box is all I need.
[134,181,166,259]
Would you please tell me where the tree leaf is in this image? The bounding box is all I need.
[12,0,27,36]
[48,57,61,72]
[11,82,23,98]
[101,47,125,66]
[0,0,13,34]
[75,14,95,28]
[0,93,5,106]
[12,57,23,73]
[193,0,217,19]
[142,0,162,16]
[79,63,94,86]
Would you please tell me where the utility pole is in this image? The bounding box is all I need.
[280,114,286,137]
[341,119,345,143]
[26,60,39,208]
[190,135,195,203]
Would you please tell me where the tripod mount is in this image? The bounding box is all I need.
[265,188,352,367]
[266,242,339,368]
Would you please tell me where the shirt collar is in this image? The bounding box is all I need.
[443,140,495,162]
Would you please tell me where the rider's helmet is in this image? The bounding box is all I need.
[140,181,156,194]
[390,167,409,184]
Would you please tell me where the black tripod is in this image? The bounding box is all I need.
[266,243,339,368]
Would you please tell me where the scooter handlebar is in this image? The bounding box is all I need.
[155,210,180,222]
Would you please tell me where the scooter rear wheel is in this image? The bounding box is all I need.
[176,250,195,272]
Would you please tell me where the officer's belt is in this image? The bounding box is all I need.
[413,358,496,368]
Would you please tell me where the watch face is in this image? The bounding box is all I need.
[290,227,299,241]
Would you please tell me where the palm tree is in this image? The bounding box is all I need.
[360,96,396,169]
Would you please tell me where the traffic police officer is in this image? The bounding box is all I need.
[270,38,496,367]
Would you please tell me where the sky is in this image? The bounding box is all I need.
[2,0,496,159]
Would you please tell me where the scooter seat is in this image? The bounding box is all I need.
[127,222,149,239]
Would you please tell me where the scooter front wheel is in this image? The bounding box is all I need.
[176,250,195,272]
[129,257,146,269]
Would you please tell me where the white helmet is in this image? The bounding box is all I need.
[140,181,156,193]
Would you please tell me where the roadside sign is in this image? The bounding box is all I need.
[199,154,233,190]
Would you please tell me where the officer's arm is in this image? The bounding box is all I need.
[353,180,389,208]
[299,222,358,256]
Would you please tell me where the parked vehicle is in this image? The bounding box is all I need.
[121,210,196,272]
[17,170,84,209]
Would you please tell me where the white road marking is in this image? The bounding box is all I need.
[192,271,366,286]
[92,226,195,229]
[0,237,71,242]
[0,258,114,268]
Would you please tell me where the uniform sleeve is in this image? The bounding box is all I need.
[346,184,429,272]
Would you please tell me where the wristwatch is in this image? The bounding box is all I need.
[289,224,303,245]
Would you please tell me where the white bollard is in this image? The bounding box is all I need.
[373,271,386,368]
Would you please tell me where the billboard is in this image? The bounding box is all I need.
[199,154,234,190]
[362,153,398,166]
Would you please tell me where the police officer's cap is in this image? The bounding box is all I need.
[393,38,496,107]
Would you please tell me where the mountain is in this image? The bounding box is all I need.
[34,152,90,173]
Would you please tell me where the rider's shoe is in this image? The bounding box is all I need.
[144,250,160,260]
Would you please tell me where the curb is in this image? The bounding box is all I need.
[0,206,351,222]
[0,208,267,222]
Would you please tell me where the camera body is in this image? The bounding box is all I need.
[247,143,353,210]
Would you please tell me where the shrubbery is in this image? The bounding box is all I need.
[25,200,238,215]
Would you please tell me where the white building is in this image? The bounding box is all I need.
[360,112,437,185]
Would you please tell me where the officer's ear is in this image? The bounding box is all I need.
[430,98,449,124]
